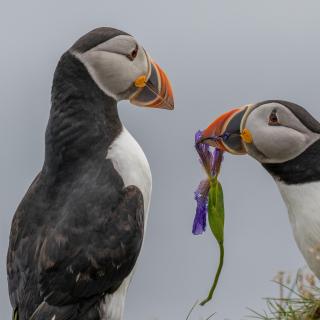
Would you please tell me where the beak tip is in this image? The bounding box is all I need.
[166,96,174,110]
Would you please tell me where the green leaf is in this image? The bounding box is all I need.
[208,178,224,243]
[200,177,225,306]
[12,308,19,320]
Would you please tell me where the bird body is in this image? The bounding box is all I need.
[276,180,320,277]
[7,28,173,320]
[200,100,320,279]
[100,276,132,320]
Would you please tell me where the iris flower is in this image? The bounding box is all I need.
[193,130,224,235]
[193,129,227,305]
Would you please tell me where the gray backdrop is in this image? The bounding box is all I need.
[1,0,320,319]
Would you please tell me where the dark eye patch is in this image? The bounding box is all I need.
[268,109,280,126]
[127,44,139,61]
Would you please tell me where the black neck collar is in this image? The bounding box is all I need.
[263,139,320,185]
[44,52,122,175]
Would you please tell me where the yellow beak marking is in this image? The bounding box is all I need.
[134,75,147,88]
[241,128,253,144]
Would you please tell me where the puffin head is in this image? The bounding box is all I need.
[200,100,320,165]
[69,27,174,109]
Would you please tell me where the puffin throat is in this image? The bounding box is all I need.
[44,52,122,174]
[263,139,320,184]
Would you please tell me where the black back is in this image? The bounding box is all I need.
[7,29,144,320]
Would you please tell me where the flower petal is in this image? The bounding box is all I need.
[192,180,210,235]
[194,129,225,235]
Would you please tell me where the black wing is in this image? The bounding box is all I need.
[38,185,144,306]
[8,179,144,320]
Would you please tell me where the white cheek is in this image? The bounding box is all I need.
[133,48,149,77]
[246,115,319,163]
[245,103,320,163]
[251,126,305,160]
[252,123,319,163]
[74,51,147,100]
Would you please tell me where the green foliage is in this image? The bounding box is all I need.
[12,308,18,320]
[200,178,225,306]
[249,270,320,320]
[185,300,216,320]
[208,178,224,243]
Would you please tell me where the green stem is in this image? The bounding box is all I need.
[200,241,225,306]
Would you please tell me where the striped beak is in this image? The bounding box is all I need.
[200,105,252,155]
[130,60,174,110]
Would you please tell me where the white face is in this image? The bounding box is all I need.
[243,102,320,163]
[72,35,150,101]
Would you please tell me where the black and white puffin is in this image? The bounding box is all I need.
[7,27,174,320]
[200,100,320,278]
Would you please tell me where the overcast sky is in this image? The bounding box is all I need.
[2,0,320,319]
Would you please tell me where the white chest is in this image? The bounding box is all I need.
[276,180,320,277]
[101,127,152,320]
[107,127,152,225]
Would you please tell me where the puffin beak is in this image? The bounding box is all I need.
[130,59,174,110]
[200,105,252,155]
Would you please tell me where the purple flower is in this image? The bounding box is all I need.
[195,131,214,178]
[193,130,225,235]
[193,179,210,235]
[213,148,224,176]
[194,131,224,178]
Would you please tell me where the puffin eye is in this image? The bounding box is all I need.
[269,109,280,126]
[127,45,138,61]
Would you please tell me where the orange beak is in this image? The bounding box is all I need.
[130,60,174,110]
[200,106,250,154]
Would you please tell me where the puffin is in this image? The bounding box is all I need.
[200,100,320,278]
[7,27,174,320]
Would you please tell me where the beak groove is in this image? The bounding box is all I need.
[201,108,241,151]
[130,60,174,110]
[200,105,252,155]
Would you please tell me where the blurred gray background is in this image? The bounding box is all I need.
[1,0,320,319]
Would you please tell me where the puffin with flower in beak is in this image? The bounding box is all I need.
[199,100,320,279]
[7,27,174,320]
